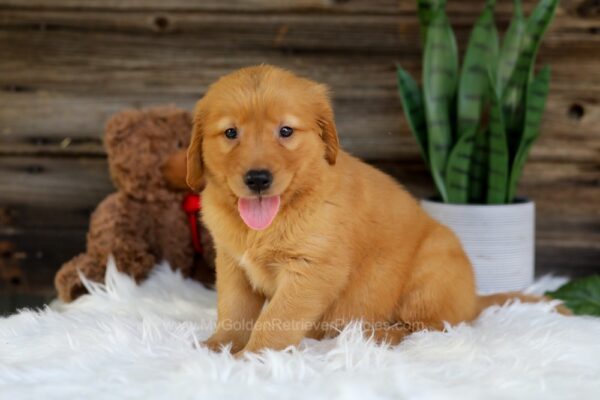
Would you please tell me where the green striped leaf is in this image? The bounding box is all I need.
[469,126,489,203]
[487,75,509,204]
[445,133,475,204]
[423,10,458,203]
[396,66,428,163]
[546,275,600,317]
[417,0,447,44]
[497,0,526,95]
[502,0,558,135]
[457,0,498,140]
[507,66,551,202]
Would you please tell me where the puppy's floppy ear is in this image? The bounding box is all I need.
[314,84,339,165]
[319,110,339,165]
[186,102,206,192]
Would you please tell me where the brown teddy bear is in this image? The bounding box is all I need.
[54,106,214,302]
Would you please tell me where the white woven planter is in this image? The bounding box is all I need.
[421,199,535,294]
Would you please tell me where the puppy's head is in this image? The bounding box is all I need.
[187,65,339,230]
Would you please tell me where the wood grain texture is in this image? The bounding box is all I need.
[0,0,598,306]
[0,9,598,160]
[0,9,597,52]
[0,0,593,16]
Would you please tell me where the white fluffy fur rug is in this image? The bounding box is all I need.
[1,260,600,400]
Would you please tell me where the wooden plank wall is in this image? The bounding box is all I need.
[0,0,599,311]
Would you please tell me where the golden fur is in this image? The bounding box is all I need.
[186,65,561,356]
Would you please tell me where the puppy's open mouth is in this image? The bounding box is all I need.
[237,196,281,231]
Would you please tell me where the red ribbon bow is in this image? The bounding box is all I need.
[182,193,203,254]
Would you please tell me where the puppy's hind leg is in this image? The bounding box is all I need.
[365,322,413,346]
[394,225,479,335]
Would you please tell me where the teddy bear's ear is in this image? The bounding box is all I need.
[162,149,190,190]
[186,104,205,192]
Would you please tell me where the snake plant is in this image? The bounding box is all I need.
[397,0,557,204]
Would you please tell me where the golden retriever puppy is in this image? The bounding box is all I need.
[186,65,549,356]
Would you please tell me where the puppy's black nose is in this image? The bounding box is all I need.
[244,169,273,192]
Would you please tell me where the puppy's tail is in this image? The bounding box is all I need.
[476,292,572,316]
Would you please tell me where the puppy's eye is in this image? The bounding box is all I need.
[279,126,294,138]
[224,128,238,140]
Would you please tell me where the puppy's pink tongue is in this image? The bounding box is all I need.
[238,196,281,231]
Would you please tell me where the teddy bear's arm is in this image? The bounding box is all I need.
[55,193,122,302]
[108,195,157,282]
[156,201,194,275]
[55,193,158,302]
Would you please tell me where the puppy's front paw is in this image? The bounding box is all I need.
[201,336,227,352]
[200,333,245,354]
[232,349,246,360]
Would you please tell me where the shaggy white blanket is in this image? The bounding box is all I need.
[1,260,599,400]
